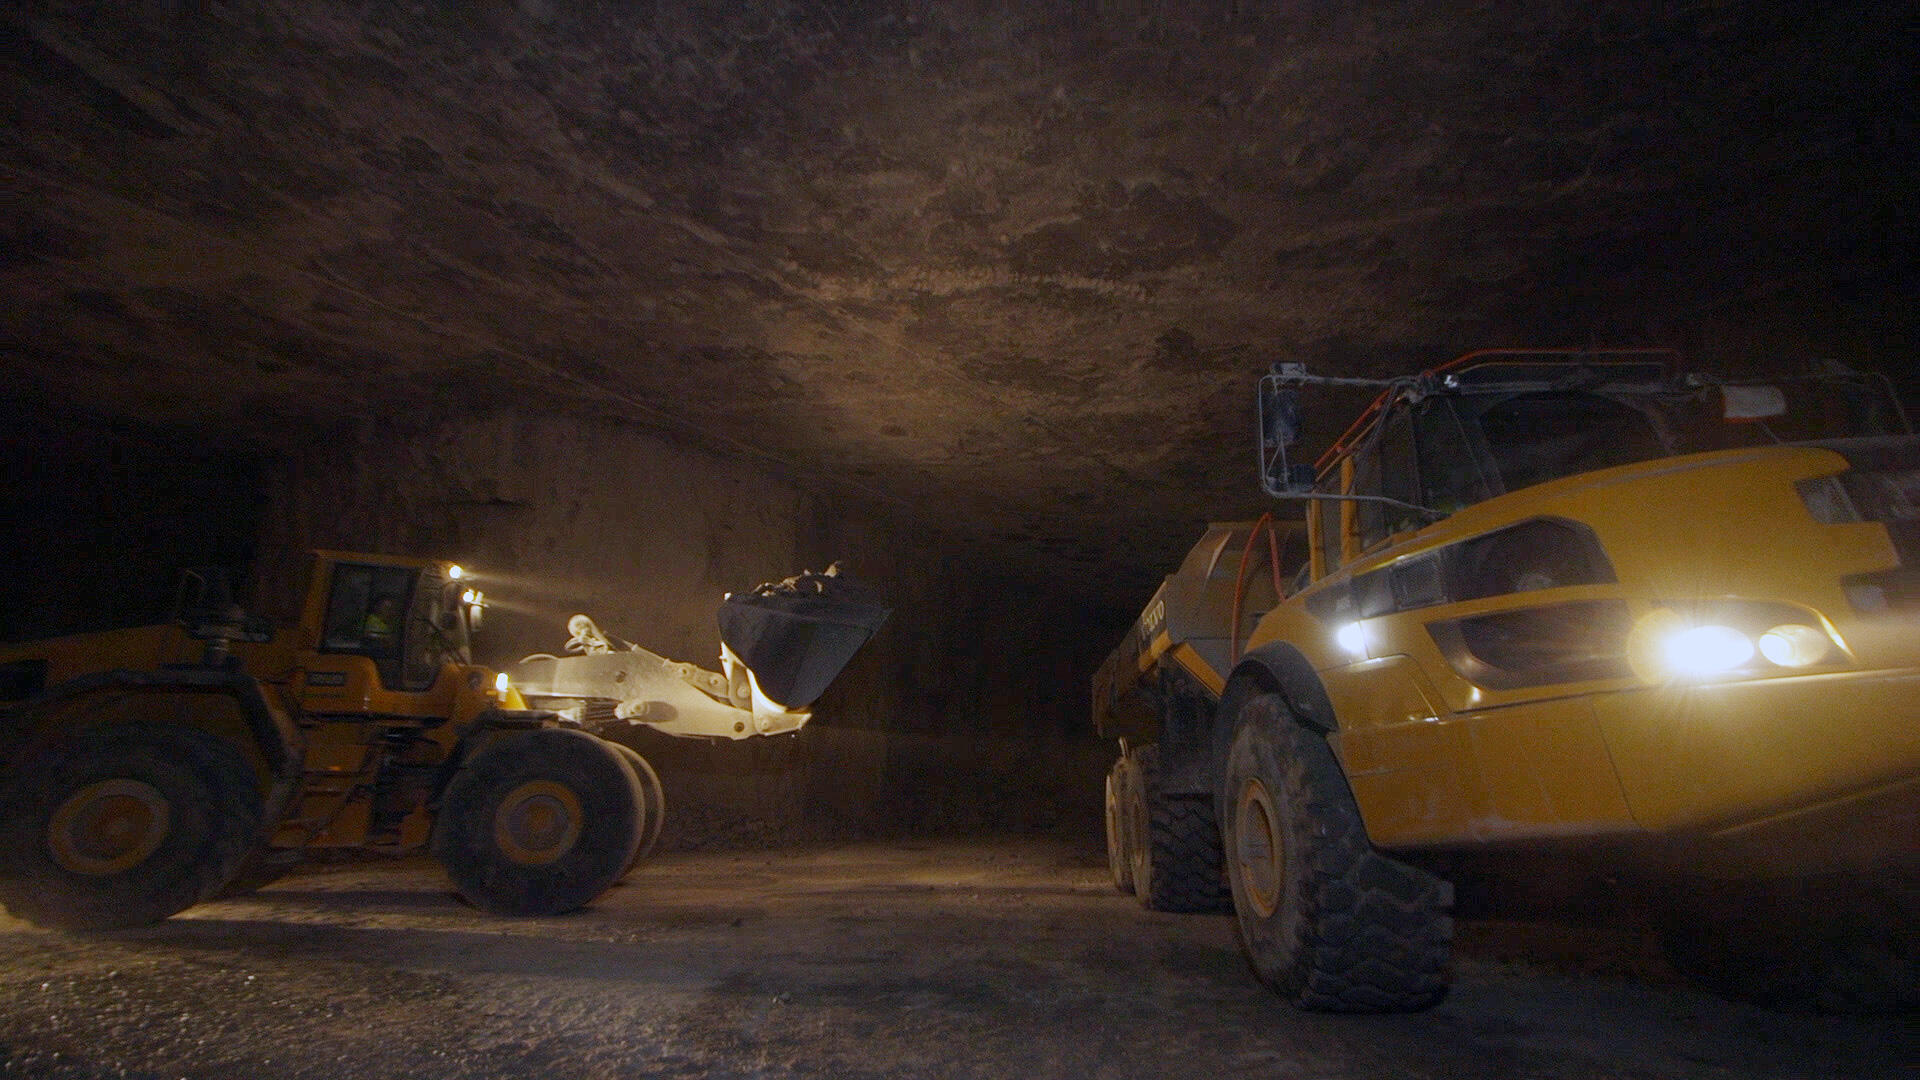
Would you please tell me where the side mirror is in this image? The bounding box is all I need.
[1263,461,1316,497]
[1259,372,1312,496]
[1260,379,1302,450]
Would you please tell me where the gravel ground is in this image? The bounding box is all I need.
[0,837,1913,1080]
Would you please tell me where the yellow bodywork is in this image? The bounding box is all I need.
[0,551,519,853]
[1247,443,1920,878]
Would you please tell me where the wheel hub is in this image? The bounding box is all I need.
[48,779,172,876]
[1235,776,1283,919]
[493,780,584,866]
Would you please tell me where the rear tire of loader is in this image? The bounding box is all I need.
[1105,756,1134,894]
[0,723,262,930]
[1223,694,1451,1012]
[1129,745,1231,913]
[434,729,642,916]
[606,741,665,878]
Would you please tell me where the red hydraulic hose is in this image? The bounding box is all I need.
[1229,512,1285,663]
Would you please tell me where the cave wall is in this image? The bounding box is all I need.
[252,408,804,664]
[253,405,1120,843]
[0,403,266,643]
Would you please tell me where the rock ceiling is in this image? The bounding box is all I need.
[3,2,1912,597]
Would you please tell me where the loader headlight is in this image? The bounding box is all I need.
[495,672,511,695]
[449,565,465,580]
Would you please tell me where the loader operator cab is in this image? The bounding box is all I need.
[317,560,474,691]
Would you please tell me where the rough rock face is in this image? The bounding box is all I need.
[247,407,1113,738]
[3,1,1912,597]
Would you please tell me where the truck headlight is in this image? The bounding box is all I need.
[1757,624,1830,668]
[1448,518,1616,601]
[1336,621,1368,657]
[1427,600,1636,690]
[1629,604,1841,682]
[1659,624,1754,677]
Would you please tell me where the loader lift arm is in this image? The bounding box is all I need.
[512,565,889,741]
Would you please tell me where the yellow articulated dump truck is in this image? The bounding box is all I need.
[0,553,886,930]
[1096,349,1918,1013]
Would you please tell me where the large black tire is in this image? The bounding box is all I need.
[0,723,262,930]
[1223,694,1452,1012]
[433,728,642,916]
[1128,745,1231,913]
[606,742,665,878]
[1104,756,1134,895]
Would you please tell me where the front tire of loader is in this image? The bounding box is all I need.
[0,723,262,930]
[606,741,665,878]
[434,728,642,916]
[1128,745,1230,913]
[1105,756,1135,894]
[1223,694,1451,1012]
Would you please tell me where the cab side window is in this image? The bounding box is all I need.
[1350,408,1422,552]
[1360,411,1423,549]
[320,564,416,687]
[401,577,465,691]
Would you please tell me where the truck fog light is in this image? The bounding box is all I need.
[1660,624,1753,678]
[1336,621,1367,657]
[1757,624,1828,668]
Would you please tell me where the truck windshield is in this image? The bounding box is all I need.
[1471,391,1670,496]
[1436,376,1909,505]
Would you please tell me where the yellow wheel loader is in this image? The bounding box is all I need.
[0,553,885,929]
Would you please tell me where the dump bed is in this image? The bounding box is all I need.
[1091,522,1302,739]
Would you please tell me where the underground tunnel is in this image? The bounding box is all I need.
[1,3,1916,1077]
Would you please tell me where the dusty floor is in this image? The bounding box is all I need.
[0,837,1913,1080]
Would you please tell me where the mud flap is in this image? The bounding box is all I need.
[718,566,890,709]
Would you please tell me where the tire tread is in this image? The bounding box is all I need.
[1133,745,1231,914]
[1226,695,1451,1012]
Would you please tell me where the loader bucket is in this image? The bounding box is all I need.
[718,567,889,709]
